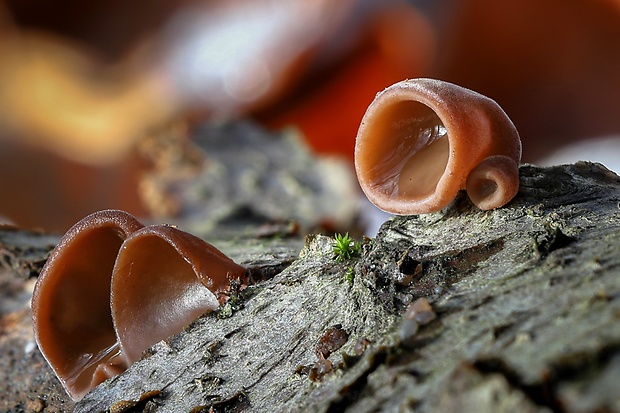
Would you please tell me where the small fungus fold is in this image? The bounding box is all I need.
[355,78,522,215]
[31,210,246,401]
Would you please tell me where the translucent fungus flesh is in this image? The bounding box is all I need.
[32,210,246,401]
[355,78,521,215]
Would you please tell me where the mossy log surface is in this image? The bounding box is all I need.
[2,162,620,412]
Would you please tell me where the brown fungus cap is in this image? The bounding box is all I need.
[354,78,521,215]
[111,224,247,364]
[31,210,144,401]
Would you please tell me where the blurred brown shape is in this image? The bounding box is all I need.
[254,1,436,160]
[2,0,191,61]
[0,139,147,232]
[0,32,169,230]
[0,0,426,231]
[434,0,620,161]
[256,0,620,163]
[0,0,619,231]
[0,32,174,164]
[0,3,177,230]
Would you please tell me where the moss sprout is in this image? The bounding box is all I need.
[343,267,355,284]
[333,233,361,262]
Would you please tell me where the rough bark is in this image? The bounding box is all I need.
[2,160,620,412]
[0,229,67,412]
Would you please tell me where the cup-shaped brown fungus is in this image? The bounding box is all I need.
[32,210,247,401]
[31,210,144,401]
[111,224,247,364]
[354,78,521,214]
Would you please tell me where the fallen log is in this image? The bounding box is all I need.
[2,159,620,412]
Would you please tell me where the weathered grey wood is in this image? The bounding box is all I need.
[0,229,69,412]
[0,232,302,413]
[74,162,620,413]
[2,162,620,412]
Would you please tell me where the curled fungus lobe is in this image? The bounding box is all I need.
[355,78,522,215]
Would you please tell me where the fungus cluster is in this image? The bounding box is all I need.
[355,78,522,215]
[31,210,246,401]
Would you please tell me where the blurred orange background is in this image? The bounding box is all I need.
[1,0,619,231]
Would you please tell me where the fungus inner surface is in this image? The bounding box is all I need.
[470,178,498,201]
[43,228,125,392]
[112,234,220,363]
[465,156,519,210]
[366,101,449,200]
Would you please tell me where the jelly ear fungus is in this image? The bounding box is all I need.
[31,210,246,401]
[354,78,522,215]
[31,210,143,401]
